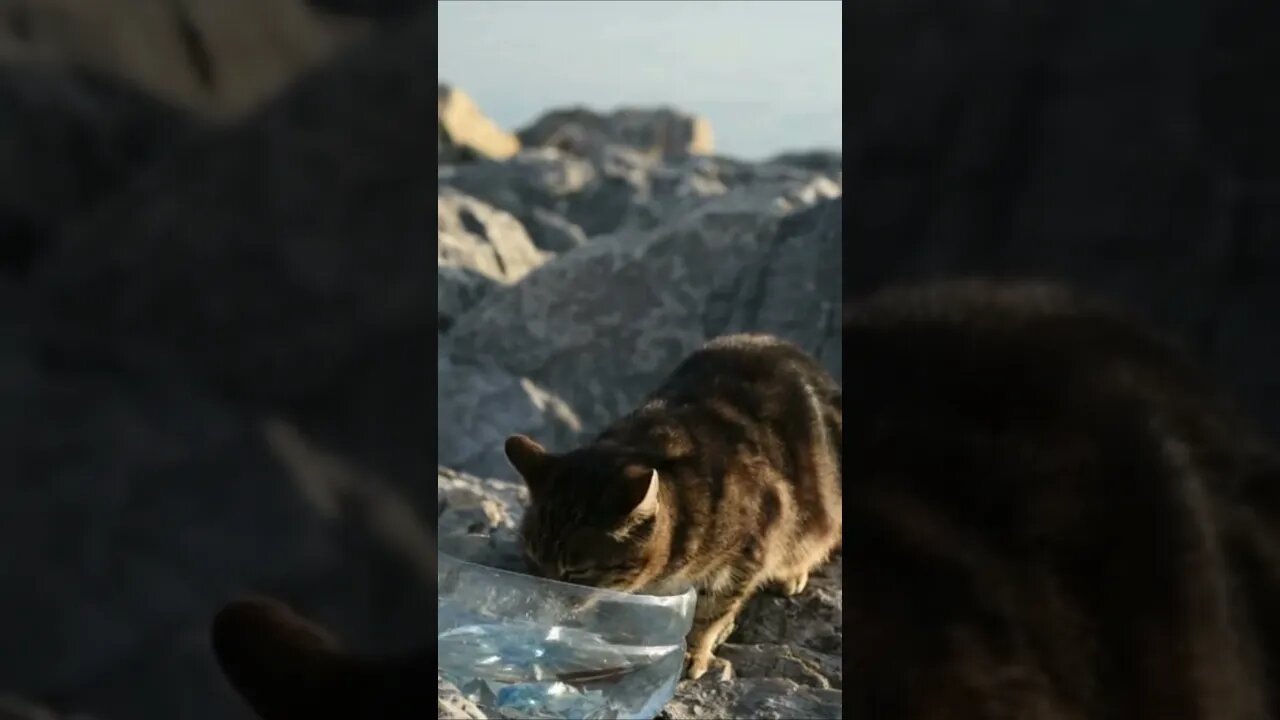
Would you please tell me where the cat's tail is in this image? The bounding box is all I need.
[211,597,431,720]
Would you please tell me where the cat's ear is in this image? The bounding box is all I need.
[505,435,551,488]
[621,465,660,518]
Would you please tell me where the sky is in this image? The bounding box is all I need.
[437,0,843,161]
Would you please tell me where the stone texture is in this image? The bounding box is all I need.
[0,0,356,118]
[438,188,551,326]
[0,64,190,276]
[437,676,486,720]
[438,83,520,162]
[517,106,715,160]
[2,14,438,720]
[443,172,841,456]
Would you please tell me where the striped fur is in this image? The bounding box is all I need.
[506,333,843,679]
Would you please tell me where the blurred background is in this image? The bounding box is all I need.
[438,0,843,160]
[1,1,433,718]
[848,0,1280,444]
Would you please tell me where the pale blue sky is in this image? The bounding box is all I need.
[438,0,843,160]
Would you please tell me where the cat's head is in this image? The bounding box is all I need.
[504,434,668,591]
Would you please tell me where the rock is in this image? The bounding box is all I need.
[444,176,842,443]
[28,13,434,487]
[524,206,589,253]
[766,150,843,175]
[0,0,355,118]
[721,197,843,383]
[436,467,528,573]
[439,83,520,162]
[437,350,583,480]
[517,106,715,160]
[438,676,487,719]
[309,0,427,20]
[437,188,549,283]
[438,188,551,325]
[658,678,842,720]
[1,18,440,718]
[0,64,190,276]
[434,469,842,719]
[0,346,436,719]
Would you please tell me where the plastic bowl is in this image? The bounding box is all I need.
[437,551,697,646]
[437,551,698,720]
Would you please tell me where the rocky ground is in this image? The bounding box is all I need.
[437,82,843,717]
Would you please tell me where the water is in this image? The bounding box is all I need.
[438,617,684,720]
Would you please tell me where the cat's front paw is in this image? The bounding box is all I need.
[770,571,809,597]
[684,651,734,682]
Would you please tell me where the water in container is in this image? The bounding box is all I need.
[437,552,696,720]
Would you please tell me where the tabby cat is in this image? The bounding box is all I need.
[504,332,844,680]
[848,279,1280,719]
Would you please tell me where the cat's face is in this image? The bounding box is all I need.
[504,434,666,591]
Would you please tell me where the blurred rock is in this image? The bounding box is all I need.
[28,13,434,489]
[437,676,486,720]
[721,197,843,384]
[0,64,189,276]
[0,0,356,118]
[437,188,550,326]
[438,83,520,162]
[517,106,715,160]
[5,15,438,720]
[436,350,582,480]
[309,0,427,20]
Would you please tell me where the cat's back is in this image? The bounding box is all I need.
[652,333,840,413]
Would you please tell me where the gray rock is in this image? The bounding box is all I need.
[437,349,582,480]
[30,14,435,411]
[0,64,190,276]
[438,676,487,720]
[524,206,589,253]
[438,188,550,325]
[446,177,842,442]
[438,83,519,162]
[720,197,844,383]
[517,106,715,160]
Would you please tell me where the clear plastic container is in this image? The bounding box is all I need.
[437,551,697,720]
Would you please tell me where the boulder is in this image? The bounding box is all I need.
[721,197,843,384]
[438,188,550,326]
[444,175,842,447]
[28,14,435,490]
[438,83,520,162]
[0,0,354,118]
[436,350,582,481]
[0,64,190,277]
[435,469,843,720]
[517,106,715,160]
[0,335,435,720]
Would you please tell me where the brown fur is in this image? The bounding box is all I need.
[505,333,843,679]
[848,279,1280,719]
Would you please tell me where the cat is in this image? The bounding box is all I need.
[503,332,843,680]
[847,279,1280,719]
